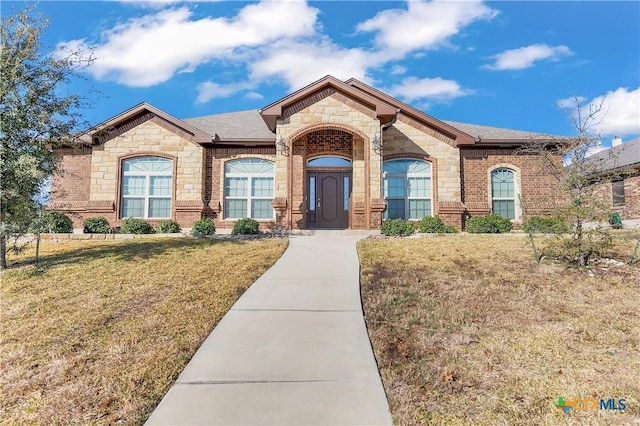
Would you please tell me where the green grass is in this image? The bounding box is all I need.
[359,233,640,425]
[1,238,288,424]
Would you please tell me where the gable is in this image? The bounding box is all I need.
[89,102,212,146]
[260,75,397,131]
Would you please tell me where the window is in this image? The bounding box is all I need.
[491,168,516,219]
[121,157,173,219]
[307,157,352,167]
[612,179,625,207]
[383,159,432,219]
[224,159,274,219]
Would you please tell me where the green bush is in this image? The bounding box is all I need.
[443,225,458,234]
[29,210,73,233]
[608,212,623,229]
[381,218,415,236]
[191,218,216,236]
[83,217,111,234]
[416,216,445,233]
[157,219,181,233]
[120,218,154,234]
[232,218,260,235]
[523,216,568,234]
[465,214,512,234]
[415,216,457,233]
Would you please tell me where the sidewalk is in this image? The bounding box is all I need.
[145,235,392,425]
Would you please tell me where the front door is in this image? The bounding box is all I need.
[308,171,351,229]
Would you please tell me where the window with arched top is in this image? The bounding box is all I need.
[383,159,432,219]
[491,168,516,219]
[224,158,274,219]
[121,156,173,219]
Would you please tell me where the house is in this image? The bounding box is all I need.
[590,136,640,220]
[49,75,562,232]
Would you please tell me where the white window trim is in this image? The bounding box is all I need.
[383,159,433,220]
[121,158,172,219]
[488,165,521,221]
[224,160,275,220]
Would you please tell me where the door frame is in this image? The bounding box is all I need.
[306,167,352,229]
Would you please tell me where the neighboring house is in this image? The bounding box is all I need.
[590,137,640,220]
[49,75,561,231]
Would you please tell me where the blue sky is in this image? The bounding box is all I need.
[7,0,640,144]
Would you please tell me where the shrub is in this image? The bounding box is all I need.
[443,225,458,234]
[416,216,447,233]
[465,214,512,234]
[157,219,181,233]
[29,211,73,233]
[120,218,154,234]
[608,212,623,229]
[191,218,216,236]
[232,218,260,235]
[381,218,415,236]
[523,216,568,234]
[83,217,111,234]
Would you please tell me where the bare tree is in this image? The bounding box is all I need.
[519,96,623,266]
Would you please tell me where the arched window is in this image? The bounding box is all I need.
[383,159,432,219]
[121,156,173,219]
[224,159,274,219]
[491,168,516,219]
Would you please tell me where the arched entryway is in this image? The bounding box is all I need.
[288,126,366,230]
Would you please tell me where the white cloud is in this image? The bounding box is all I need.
[556,95,586,109]
[249,38,375,90]
[196,81,252,103]
[557,88,640,137]
[59,0,492,106]
[357,0,497,57]
[386,76,470,103]
[484,43,573,70]
[63,1,319,87]
[588,87,640,137]
[390,65,407,76]
[244,92,264,100]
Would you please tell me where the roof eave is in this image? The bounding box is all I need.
[259,75,397,131]
[345,78,475,145]
[88,102,214,145]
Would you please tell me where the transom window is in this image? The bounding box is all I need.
[224,159,274,219]
[307,157,352,167]
[383,159,432,220]
[491,168,516,219]
[121,156,173,219]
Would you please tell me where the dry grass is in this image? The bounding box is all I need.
[359,232,640,425]
[1,237,288,425]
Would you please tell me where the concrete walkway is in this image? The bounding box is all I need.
[146,235,392,425]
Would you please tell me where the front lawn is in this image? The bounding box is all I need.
[1,238,288,424]
[359,233,639,425]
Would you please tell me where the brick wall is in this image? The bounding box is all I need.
[460,148,561,224]
[206,146,276,231]
[50,147,93,228]
[592,173,640,220]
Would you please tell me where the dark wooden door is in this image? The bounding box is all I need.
[308,171,350,229]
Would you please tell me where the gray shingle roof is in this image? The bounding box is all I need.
[587,137,640,171]
[181,110,559,143]
[183,110,275,140]
[442,120,553,140]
